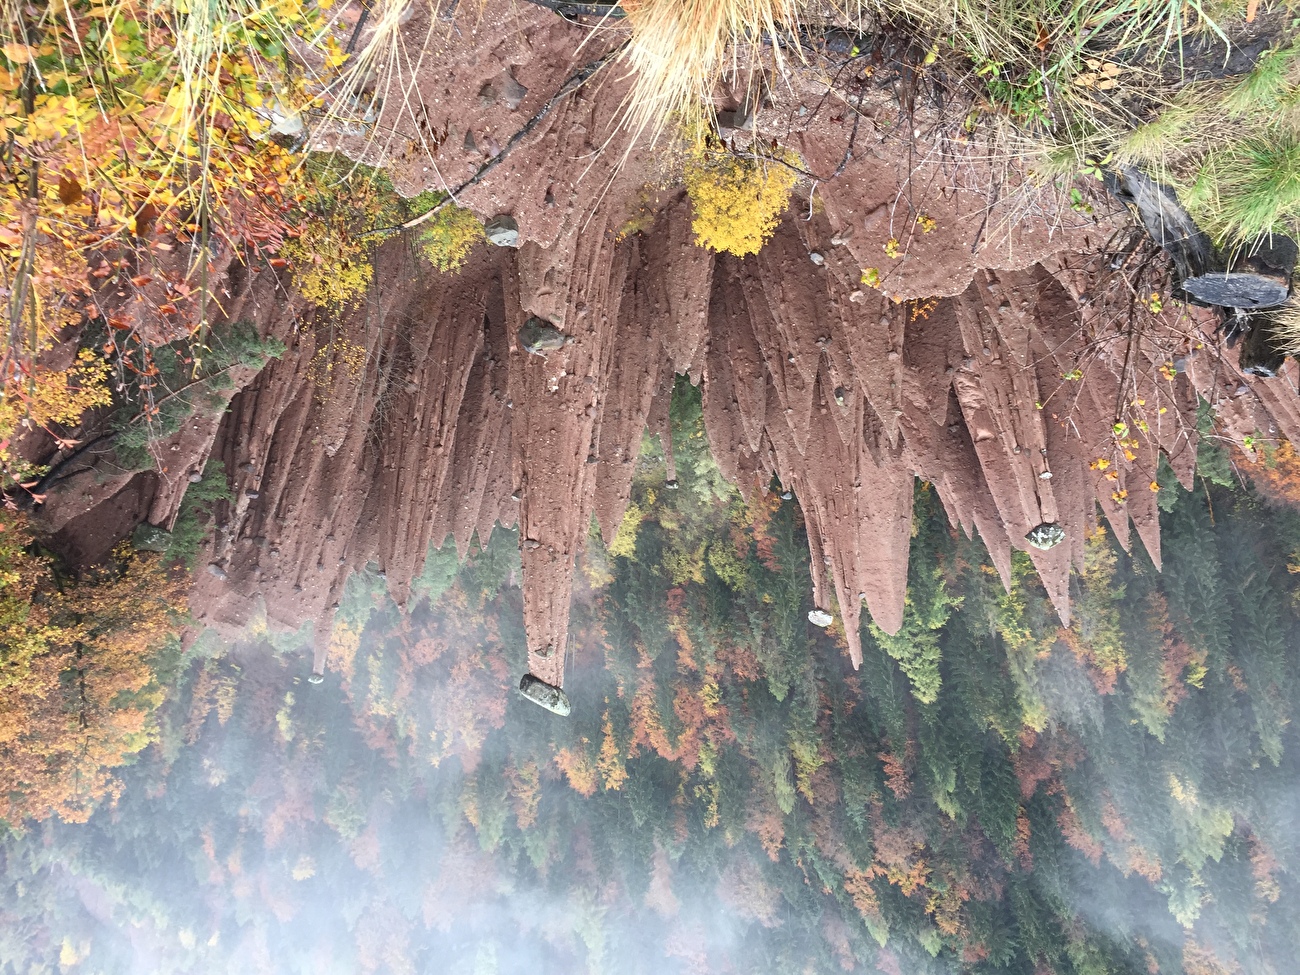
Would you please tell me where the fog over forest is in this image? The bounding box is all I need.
[2,387,1298,975]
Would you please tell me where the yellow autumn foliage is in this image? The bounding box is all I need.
[283,215,375,307]
[608,500,646,560]
[684,142,799,257]
[0,518,187,825]
[417,204,485,273]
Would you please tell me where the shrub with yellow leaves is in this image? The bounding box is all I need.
[683,140,800,257]
[417,204,486,274]
[0,349,111,459]
[284,215,375,308]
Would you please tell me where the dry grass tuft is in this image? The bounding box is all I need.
[618,0,803,141]
[1268,298,1300,356]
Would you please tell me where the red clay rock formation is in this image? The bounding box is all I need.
[31,0,1300,691]
[44,194,1300,689]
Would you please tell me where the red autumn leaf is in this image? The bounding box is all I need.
[269,257,288,268]
[158,303,177,314]
[130,275,153,287]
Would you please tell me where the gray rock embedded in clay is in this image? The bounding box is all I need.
[715,109,754,141]
[519,316,567,356]
[206,562,229,581]
[307,673,324,685]
[808,608,834,627]
[132,523,172,553]
[518,673,571,716]
[485,214,520,247]
[1025,522,1066,551]
[501,68,528,110]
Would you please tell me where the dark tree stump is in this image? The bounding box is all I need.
[1238,313,1289,378]
[1105,166,1215,283]
[1182,247,1293,309]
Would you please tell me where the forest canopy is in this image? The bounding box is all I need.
[1,387,1297,975]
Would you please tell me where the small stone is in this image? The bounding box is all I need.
[833,386,846,407]
[1025,522,1065,551]
[665,478,679,490]
[809,251,825,266]
[206,562,228,581]
[307,673,324,685]
[463,129,478,153]
[1039,470,1053,480]
[245,489,260,499]
[518,673,571,717]
[523,538,541,550]
[849,290,865,303]
[518,316,566,356]
[501,68,528,110]
[808,609,834,627]
[132,523,172,553]
[485,214,520,247]
[780,490,793,501]
[187,471,203,484]
[240,462,256,473]
[477,82,498,107]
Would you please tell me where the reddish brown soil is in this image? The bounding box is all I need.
[33,0,1300,685]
